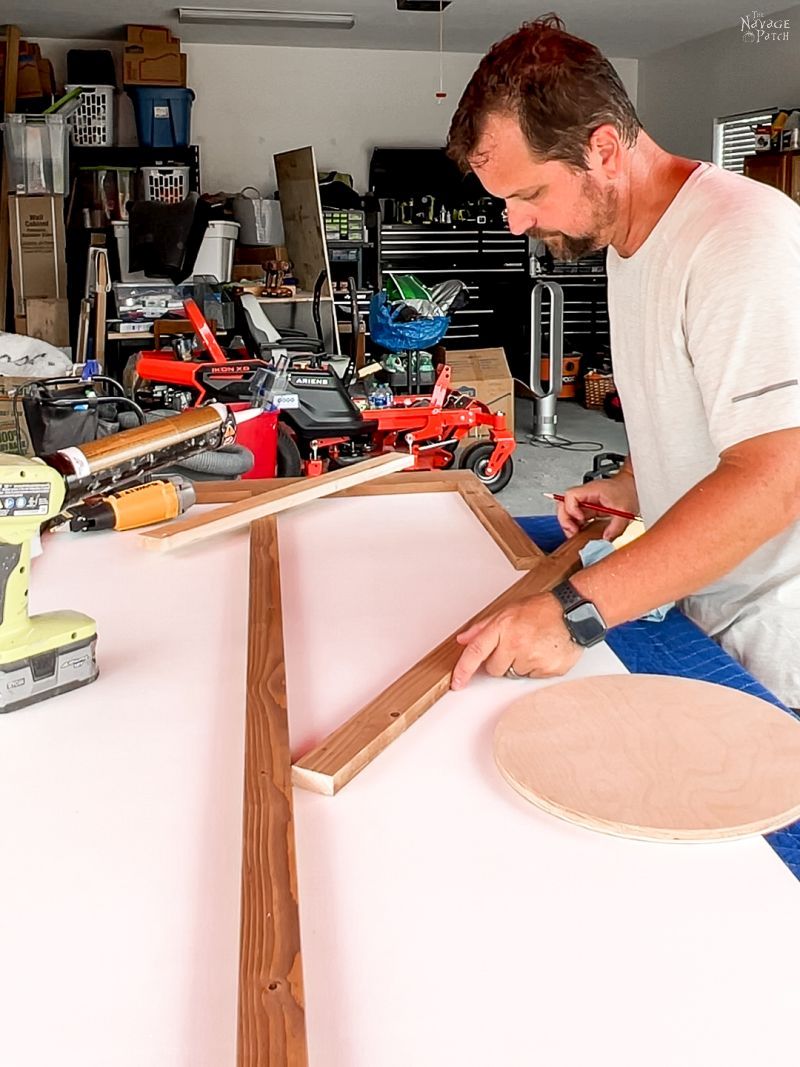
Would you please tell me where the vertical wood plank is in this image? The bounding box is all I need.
[0,26,21,330]
[238,517,308,1067]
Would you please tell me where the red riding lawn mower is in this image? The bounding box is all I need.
[127,295,516,492]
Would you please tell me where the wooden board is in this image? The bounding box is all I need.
[494,674,800,842]
[291,520,606,796]
[0,26,21,330]
[457,478,544,569]
[24,297,69,346]
[274,147,331,297]
[140,452,414,553]
[190,472,545,568]
[238,517,308,1066]
[273,147,339,355]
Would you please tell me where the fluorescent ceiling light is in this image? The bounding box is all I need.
[177,7,356,28]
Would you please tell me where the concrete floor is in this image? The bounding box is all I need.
[495,398,629,517]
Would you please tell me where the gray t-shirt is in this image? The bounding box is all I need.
[607,162,800,705]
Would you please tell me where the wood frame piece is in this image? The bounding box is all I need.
[238,517,308,1066]
[291,519,606,795]
[140,452,414,554]
[192,470,545,569]
[196,471,602,795]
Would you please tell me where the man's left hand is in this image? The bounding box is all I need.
[450,592,582,690]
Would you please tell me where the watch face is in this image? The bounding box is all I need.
[565,602,607,647]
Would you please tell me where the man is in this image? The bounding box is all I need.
[446,14,800,707]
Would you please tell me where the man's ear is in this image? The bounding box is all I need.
[587,124,623,176]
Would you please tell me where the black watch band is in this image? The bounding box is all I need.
[551,580,608,648]
[551,579,585,613]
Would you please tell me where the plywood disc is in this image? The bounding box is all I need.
[493,675,800,842]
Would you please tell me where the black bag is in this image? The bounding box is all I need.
[17,377,144,456]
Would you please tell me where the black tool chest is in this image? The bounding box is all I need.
[530,249,610,358]
[378,223,531,377]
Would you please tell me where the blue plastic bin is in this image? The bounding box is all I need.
[128,87,194,148]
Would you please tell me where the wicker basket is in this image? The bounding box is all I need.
[583,371,615,409]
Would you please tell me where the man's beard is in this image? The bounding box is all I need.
[527,176,617,261]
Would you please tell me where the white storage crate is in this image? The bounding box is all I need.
[113,220,240,284]
[141,166,190,204]
[65,85,115,147]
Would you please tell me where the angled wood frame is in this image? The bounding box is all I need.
[208,471,605,797]
[194,470,544,569]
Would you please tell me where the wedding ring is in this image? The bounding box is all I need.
[505,666,525,679]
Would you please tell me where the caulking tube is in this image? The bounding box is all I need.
[42,403,246,500]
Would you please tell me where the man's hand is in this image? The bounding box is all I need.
[450,592,582,690]
[557,467,639,541]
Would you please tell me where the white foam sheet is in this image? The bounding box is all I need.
[0,493,798,1067]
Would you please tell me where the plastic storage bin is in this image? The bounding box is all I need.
[128,87,194,148]
[65,85,115,147]
[192,220,239,282]
[140,166,190,204]
[3,113,70,194]
[113,219,239,283]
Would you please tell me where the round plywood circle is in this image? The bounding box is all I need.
[493,674,800,842]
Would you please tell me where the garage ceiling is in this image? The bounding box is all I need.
[6,0,793,57]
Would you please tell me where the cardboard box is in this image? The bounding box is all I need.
[123,46,186,87]
[24,298,70,347]
[8,195,67,319]
[127,24,180,46]
[445,347,515,439]
[0,376,37,457]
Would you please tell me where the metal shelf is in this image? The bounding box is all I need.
[71,144,201,192]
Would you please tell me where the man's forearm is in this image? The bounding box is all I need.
[569,439,800,627]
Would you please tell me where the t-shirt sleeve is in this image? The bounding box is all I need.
[684,196,800,454]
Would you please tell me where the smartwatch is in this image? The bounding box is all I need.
[551,580,608,648]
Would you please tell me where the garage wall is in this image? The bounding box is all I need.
[637,4,798,160]
[37,37,637,194]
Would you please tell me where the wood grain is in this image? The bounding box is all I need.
[292,521,607,795]
[0,25,21,330]
[237,518,308,1067]
[457,479,544,569]
[494,674,800,842]
[191,471,467,504]
[274,146,331,296]
[142,452,415,553]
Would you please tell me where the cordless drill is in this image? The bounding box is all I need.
[0,402,261,713]
[0,455,98,713]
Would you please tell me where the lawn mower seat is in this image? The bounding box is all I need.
[238,293,325,356]
[283,362,379,441]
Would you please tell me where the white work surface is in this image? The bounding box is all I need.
[1,492,799,1067]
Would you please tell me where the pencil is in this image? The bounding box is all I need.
[542,492,641,522]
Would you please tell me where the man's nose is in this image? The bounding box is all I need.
[505,201,535,236]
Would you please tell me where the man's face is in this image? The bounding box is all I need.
[470,112,618,260]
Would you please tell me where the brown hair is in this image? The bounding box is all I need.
[447,14,641,172]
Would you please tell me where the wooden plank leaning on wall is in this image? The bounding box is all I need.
[0,26,21,331]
